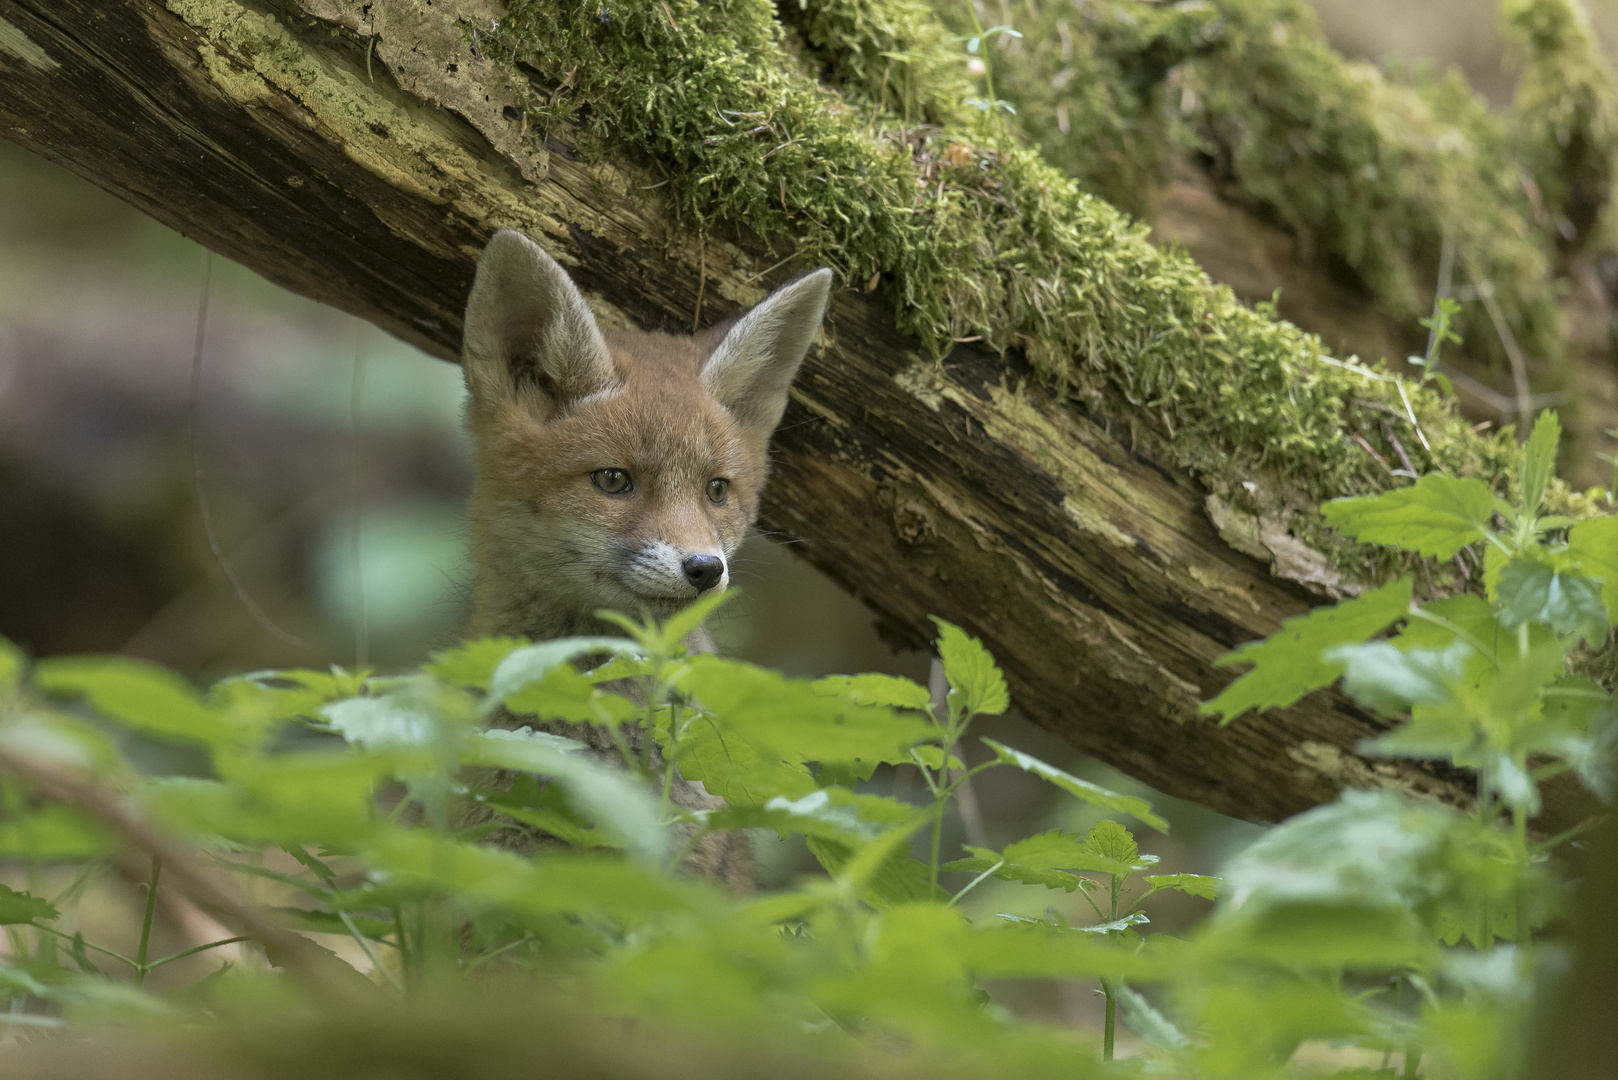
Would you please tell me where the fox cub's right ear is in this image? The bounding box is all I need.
[462,230,617,417]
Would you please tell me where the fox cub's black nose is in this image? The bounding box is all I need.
[682,554,724,593]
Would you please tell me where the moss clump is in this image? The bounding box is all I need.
[1506,0,1618,253]
[985,0,1577,387]
[489,0,1557,579]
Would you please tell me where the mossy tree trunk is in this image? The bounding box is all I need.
[0,0,1590,829]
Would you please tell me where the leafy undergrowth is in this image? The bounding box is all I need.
[0,414,1612,1077]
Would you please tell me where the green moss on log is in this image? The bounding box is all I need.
[491,0,1603,580]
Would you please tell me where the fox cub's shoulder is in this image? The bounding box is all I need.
[460,229,832,641]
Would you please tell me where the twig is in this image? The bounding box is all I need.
[0,743,363,999]
[189,251,313,650]
[692,236,707,333]
[1476,284,1535,435]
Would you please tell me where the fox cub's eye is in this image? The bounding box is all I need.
[591,468,633,495]
[706,478,730,505]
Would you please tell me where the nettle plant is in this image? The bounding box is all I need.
[0,412,1610,1079]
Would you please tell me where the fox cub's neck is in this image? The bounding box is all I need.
[459,230,831,642]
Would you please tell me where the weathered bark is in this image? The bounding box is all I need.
[0,0,1585,829]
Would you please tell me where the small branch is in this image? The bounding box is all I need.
[0,744,366,1000]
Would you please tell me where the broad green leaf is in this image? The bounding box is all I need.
[366,831,697,922]
[814,673,933,711]
[1115,981,1190,1050]
[1071,912,1150,934]
[1081,820,1143,867]
[909,745,964,771]
[427,637,529,689]
[1201,579,1413,721]
[703,790,881,842]
[1328,640,1469,715]
[487,638,639,706]
[806,832,945,909]
[503,662,638,727]
[1519,410,1561,516]
[35,656,234,747]
[981,738,1168,832]
[1218,789,1525,951]
[0,804,115,859]
[0,884,58,925]
[681,656,935,767]
[1019,827,1149,874]
[942,846,1088,892]
[459,734,666,865]
[657,589,735,650]
[962,918,1165,980]
[1496,559,1608,642]
[148,752,397,846]
[1569,514,1618,622]
[0,638,23,690]
[1143,873,1220,900]
[322,696,436,751]
[674,727,817,807]
[1322,473,1497,558]
[931,618,1009,716]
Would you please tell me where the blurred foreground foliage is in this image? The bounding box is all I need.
[0,418,1614,1078]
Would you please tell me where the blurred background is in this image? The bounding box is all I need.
[2,0,1614,1035]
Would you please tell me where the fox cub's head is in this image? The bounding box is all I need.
[461,229,832,637]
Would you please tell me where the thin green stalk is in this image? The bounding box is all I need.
[145,936,250,972]
[134,857,161,989]
[947,859,1004,907]
[339,910,403,993]
[1101,976,1116,1062]
[30,925,135,969]
[928,800,946,890]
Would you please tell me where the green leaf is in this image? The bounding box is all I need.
[813,673,933,711]
[681,656,936,767]
[0,638,23,691]
[1143,873,1220,901]
[489,638,640,706]
[0,804,115,859]
[657,589,736,650]
[673,727,817,807]
[703,789,881,842]
[1328,639,1469,715]
[981,738,1168,832]
[806,832,945,909]
[941,849,1089,892]
[1496,559,1608,642]
[427,637,529,690]
[35,656,235,748]
[1569,515,1618,622]
[1202,579,1413,721]
[502,662,638,728]
[1115,981,1190,1050]
[0,884,58,925]
[1080,820,1141,866]
[931,618,1009,716]
[321,696,436,751]
[1321,473,1498,559]
[459,734,666,866]
[1520,410,1561,516]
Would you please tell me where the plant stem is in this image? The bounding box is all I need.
[29,925,135,969]
[948,859,1004,907]
[134,857,161,988]
[928,801,945,890]
[960,0,997,132]
[145,935,250,971]
[1101,976,1116,1061]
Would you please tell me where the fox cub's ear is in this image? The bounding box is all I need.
[701,269,833,436]
[462,230,617,416]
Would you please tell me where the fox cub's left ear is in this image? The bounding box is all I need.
[700,269,833,436]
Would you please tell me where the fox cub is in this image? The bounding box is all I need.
[459,228,832,883]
